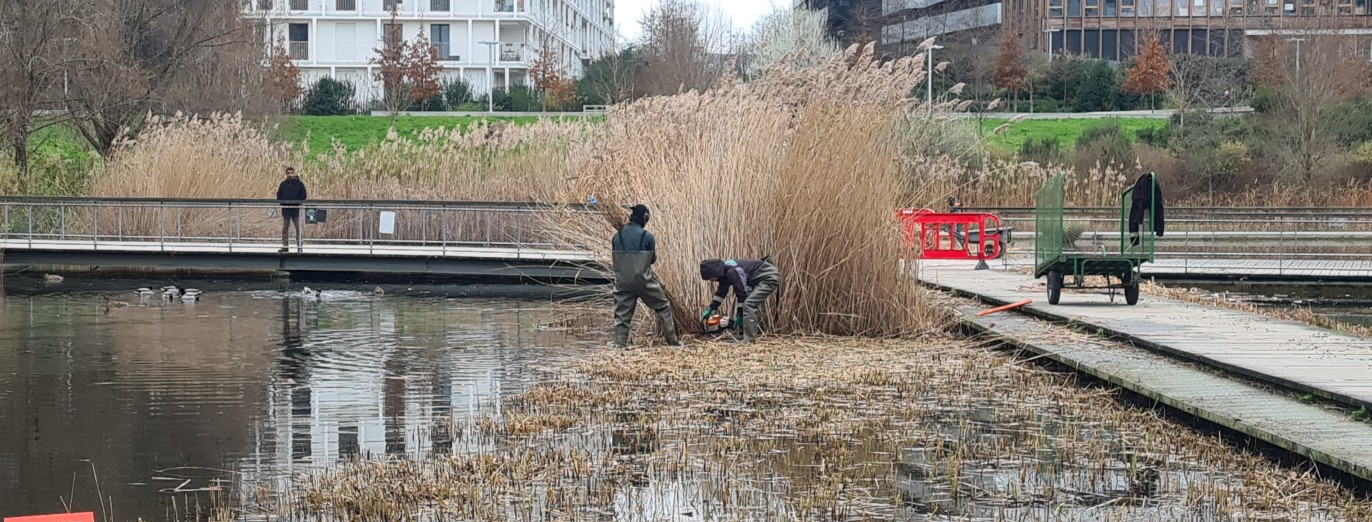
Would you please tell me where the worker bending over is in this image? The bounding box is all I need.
[699,257,781,344]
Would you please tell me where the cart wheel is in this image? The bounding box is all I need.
[1047,271,1063,305]
[983,241,1003,260]
[1125,284,1140,305]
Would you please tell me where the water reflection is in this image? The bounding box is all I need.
[0,289,601,520]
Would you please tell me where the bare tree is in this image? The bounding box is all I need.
[579,42,641,106]
[747,6,841,79]
[62,0,269,156]
[1253,34,1370,183]
[840,1,886,48]
[635,0,735,97]
[527,8,579,111]
[0,0,77,187]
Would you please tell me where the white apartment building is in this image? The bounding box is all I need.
[243,0,616,103]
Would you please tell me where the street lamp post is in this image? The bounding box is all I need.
[926,44,945,115]
[1044,27,1061,62]
[1286,36,1305,77]
[479,40,499,113]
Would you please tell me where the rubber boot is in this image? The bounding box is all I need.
[742,308,761,344]
[657,307,682,347]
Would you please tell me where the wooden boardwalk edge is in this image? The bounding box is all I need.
[955,302,1372,482]
[924,278,1372,414]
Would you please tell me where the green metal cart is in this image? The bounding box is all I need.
[1034,172,1158,306]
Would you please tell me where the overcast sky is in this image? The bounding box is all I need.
[613,0,780,41]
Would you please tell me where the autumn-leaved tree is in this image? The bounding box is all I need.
[529,36,577,111]
[371,8,444,116]
[1123,32,1172,110]
[991,30,1028,111]
[407,33,444,109]
[265,39,304,112]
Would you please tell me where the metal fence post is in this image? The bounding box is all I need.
[60,203,66,240]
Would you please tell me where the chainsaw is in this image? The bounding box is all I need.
[699,306,742,336]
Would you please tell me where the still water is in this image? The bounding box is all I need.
[1186,282,1372,327]
[0,283,602,520]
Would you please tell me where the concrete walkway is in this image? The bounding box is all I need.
[992,255,1372,281]
[920,260,1372,410]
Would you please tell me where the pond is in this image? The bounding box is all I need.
[0,281,601,520]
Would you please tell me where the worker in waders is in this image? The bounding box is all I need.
[612,204,681,348]
[699,257,781,344]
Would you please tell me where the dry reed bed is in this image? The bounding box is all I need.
[249,337,1368,521]
[553,44,943,337]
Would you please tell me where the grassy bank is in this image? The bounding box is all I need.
[276,115,592,154]
[977,117,1168,153]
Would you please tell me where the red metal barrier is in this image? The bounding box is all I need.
[895,208,1005,261]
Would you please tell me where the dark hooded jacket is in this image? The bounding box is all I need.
[277,177,308,218]
[701,258,766,307]
[1128,172,1165,239]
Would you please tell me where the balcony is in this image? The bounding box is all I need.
[494,0,526,13]
[289,42,310,60]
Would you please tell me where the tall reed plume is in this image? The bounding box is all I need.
[558,43,945,337]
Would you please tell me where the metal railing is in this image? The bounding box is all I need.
[973,206,1372,276]
[0,197,597,256]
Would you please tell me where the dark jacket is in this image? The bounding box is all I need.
[1128,172,1165,239]
[611,223,659,291]
[612,223,656,264]
[701,258,765,308]
[277,178,308,206]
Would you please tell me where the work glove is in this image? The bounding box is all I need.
[732,315,743,329]
[701,308,715,320]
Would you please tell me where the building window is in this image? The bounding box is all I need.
[432,0,451,10]
[384,0,402,10]
[290,0,308,9]
[383,23,403,48]
[258,0,272,9]
[431,24,453,59]
[337,0,356,10]
[289,23,309,60]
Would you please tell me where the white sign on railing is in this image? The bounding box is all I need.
[379,211,396,235]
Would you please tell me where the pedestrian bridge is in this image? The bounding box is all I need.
[0,197,607,283]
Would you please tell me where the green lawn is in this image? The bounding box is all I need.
[276,115,591,153]
[977,117,1169,153]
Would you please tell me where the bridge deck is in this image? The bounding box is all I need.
[0,239,604,281]
[0,239,596,262]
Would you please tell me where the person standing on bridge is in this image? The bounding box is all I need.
[276,167,308,253]
[612,204,681,349]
